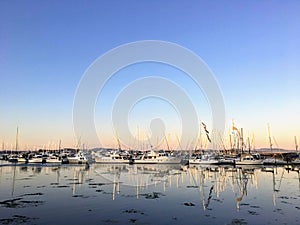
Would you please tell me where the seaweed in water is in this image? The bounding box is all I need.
[122,209,145,215]
[19,200,44,207]
[247,210,259,215]
[140,192,165,199]
[183,202,195,206]
[68,182,83,185]
[0,198,23,208]
[229,218,247,225]
[19,193,43,197]
[101,219,119,224]
[186,185,199,188]
[0,198,44,208]
[0,215,38,225]
[88,182,108,186]
[129,218,137,223]
[55,185,70,188]
[72,195,90,198]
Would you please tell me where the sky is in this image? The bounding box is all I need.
[0,0,299,150]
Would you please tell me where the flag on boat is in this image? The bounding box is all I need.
[201,122,211,143]
[206,133,211,143]
[232,126,240,136]
[202,122,209,134]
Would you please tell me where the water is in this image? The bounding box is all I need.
[0,161,299,225]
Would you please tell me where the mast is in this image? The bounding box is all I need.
[117,136,121,151]
[229,133,233,152]
[164,134,170,152]
[240,128,244,153]
[58,139,62,152]
[295,136,298,153]
[15,127,19,152]
[146,133,153,150]
[176,134,183,151]
[268,124,273,152]
[247,137,251,153]
[137,126,140,151]
[199,122,202,151]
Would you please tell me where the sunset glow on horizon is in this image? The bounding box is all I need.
[1,1,299,151]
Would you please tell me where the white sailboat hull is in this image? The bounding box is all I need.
[236,160,263,165]
[189,159,219,164]
[95,158,130,164]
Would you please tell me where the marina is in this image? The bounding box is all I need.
[1,1,300,225]
[0,161,299,224]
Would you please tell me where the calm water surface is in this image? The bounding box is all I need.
[0,161,299,225]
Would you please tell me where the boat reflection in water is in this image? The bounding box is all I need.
[0,162,299,225]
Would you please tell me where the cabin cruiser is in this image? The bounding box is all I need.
[28,153,44,163]
[133,150,181,164]
[235,153,263,165]
[46,153,61,163]
[263,154,286,165]
[94,151,130,164]
[189,153,219,165]
[67,151,88,164]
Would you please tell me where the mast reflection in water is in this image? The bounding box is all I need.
[0,162,299,225]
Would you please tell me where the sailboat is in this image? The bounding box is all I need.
[292,136,300,165]
[263,124,286,165]
[235,127,263,165]
[46,140,62,164]
[94,133,131,164]
[8,127,20,163]
[189,123,219,165]
[68,141,88,164]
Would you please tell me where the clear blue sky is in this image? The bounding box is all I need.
[1,1,299,149]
